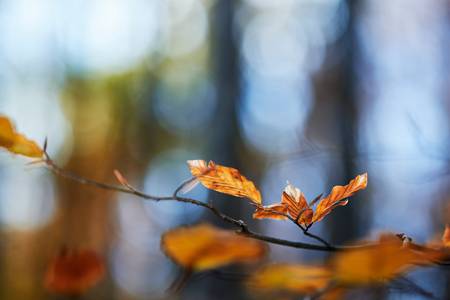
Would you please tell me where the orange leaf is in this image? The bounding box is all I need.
[442,225,450,248]
[332,236,434,285]
[0,116,16,147]
[251,184,314,225]
[187,160,262,204]
[251,184,314,226]
[247,263,331,295]
[281,183,313,225]
[44,248,105,295]
[161,223,266,271]
[0,115,43,158]
[253,203,288,220]
[252,175,367,226]
[312,173,367,223]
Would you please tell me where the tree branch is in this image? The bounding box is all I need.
[40,151,450,265]
[43,151,341,252]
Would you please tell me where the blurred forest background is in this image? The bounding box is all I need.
[0,0,449,299]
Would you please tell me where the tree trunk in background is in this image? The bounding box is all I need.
[209,0,264,230]
[210,0,241,172]
[306,0,365,244]
[190,1,246,299]
[327,0,364,244]
[209,0,244,229]
[53,96,123,300]
[44,81,149,299]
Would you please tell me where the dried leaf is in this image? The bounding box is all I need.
[253,203,288,220]
[332,237,433,285]
[187,160,262,204]
[252,175,367,226]
[247,264,331,295]
[281,184,313,225]
[252,184,313,225]
[161,223,266,271]
[312,173,367,223]
[0,116,43,158]
[44,248,105,295]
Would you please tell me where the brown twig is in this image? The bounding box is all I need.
[43,151,341,252]
[303,230,332,248]
[41,151,450,265]
[286,213,332,247]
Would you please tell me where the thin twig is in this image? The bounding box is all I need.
[303,231,332,248]
[42,152,450,263]
[43,151,341,251]
[287,215,332,247]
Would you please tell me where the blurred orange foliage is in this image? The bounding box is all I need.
[44,248,105,295]
[161,223,266,271]
[0,115,42,158]
[247,263,331,296]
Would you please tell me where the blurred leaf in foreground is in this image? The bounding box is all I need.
[44,248,105,295]
[247,263,331,297]
[0,115,43,158]
[161,223,266,272]
[331,235,437,285]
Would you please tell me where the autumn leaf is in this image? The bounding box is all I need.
[247,263,331,296]
[44,248,105,295]
[161,223,266,271]
[253,203,288,220]
[281,183,314,225]
[0,116,15,147]
[0,115,43,158]
[312,173,367,223]
[331,236,435,285]
[253,183,313,225]
[253,174,367,226]
[187,160,262,204]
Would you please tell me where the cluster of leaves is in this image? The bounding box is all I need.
[1,115,450,299]
[183,159,450,298]
[187,159,367,227]
[247,230,448,298]
[160,226,450,298]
